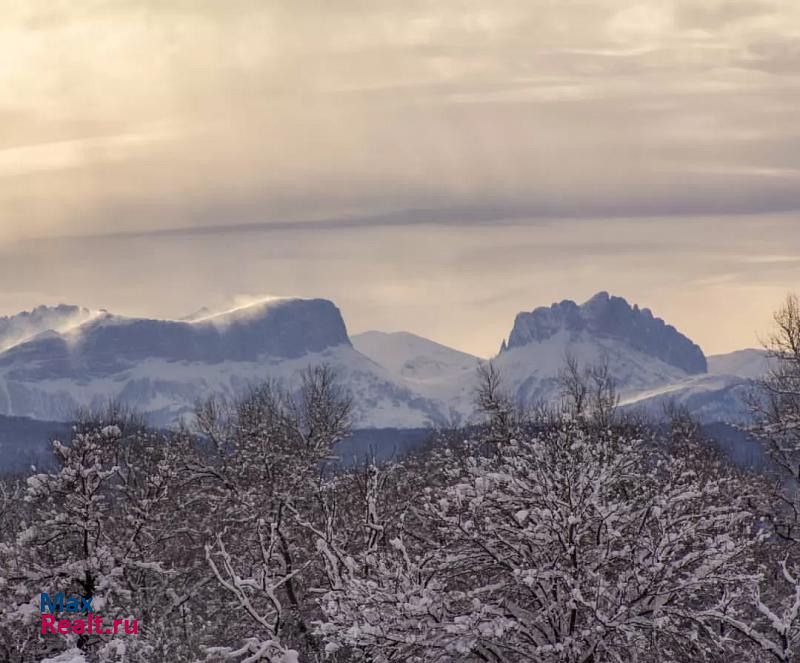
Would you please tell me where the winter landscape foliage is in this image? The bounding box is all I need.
[0,296,799,662]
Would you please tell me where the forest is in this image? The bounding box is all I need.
[1,297,799,663]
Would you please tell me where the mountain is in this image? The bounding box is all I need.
[181,306,213,322]
[354,294,761,425]
[352,331,482,425]
[486,292,715,415]
[0,298,447,429]
[352,331,480,380]
[0,304,96,352]
[708,349,771,379]
[616,348,772,423]
[504,292,707,374]
[496,329,692,407]
[0,292,769,431]
[7,297,352,368]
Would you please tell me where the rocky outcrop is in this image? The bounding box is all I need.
[505,292,707,374]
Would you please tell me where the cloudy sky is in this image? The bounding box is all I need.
[1,0,799,355]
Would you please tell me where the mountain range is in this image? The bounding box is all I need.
[0,292,771,430]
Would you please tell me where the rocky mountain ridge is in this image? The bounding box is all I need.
[0,293,766,428]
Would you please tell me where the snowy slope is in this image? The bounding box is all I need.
[0,299,447,429]
[615,349,772,423]
[352,331,481,380]
[495,330,691,407]
[0,347,446,429]
[708,349,772,379]
[352,294,761,424]
[617,373,752,422]
[496,351,756,424]
[353,294,724,423]
[0,292,767,429]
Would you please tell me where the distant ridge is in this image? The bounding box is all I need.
[0,298,445,428]
[0,292,767,429]
[0,298,350,377]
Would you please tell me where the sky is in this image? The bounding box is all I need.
[1,0,799,356]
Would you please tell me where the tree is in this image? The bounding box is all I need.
[195,365,353,661]
[315,364,762,662]
[751,293,800,543]
[726,293,800,661]
[0,408,203,662]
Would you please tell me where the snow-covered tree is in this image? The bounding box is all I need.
[193,365,353,661]
[4,352,800,662]
[2,422,129,659]
[316,365,764,662]
[0,409,203,661]
[725,293,800,662]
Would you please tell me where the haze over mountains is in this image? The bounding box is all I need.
[0,292,770,430]
[0,304,96,352]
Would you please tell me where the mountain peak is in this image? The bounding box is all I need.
[0,304,96,352]
[504,292,707,374]
[585,290,610,305]
[352,329,479,380]
[0,297,351,380]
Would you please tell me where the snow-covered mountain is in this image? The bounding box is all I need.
[0,298,447,428]
[0,292,772,429]
[354,294,768,424]
[479,293,748,421]
[708,349,772,379]
[351,331,483,425]
[352,331,480,380]
[616,348,772,423]
[504,292,707,374]
[0,305,97,352]
[496,330,691,406]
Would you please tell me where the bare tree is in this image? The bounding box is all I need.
[559,354,619,427]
